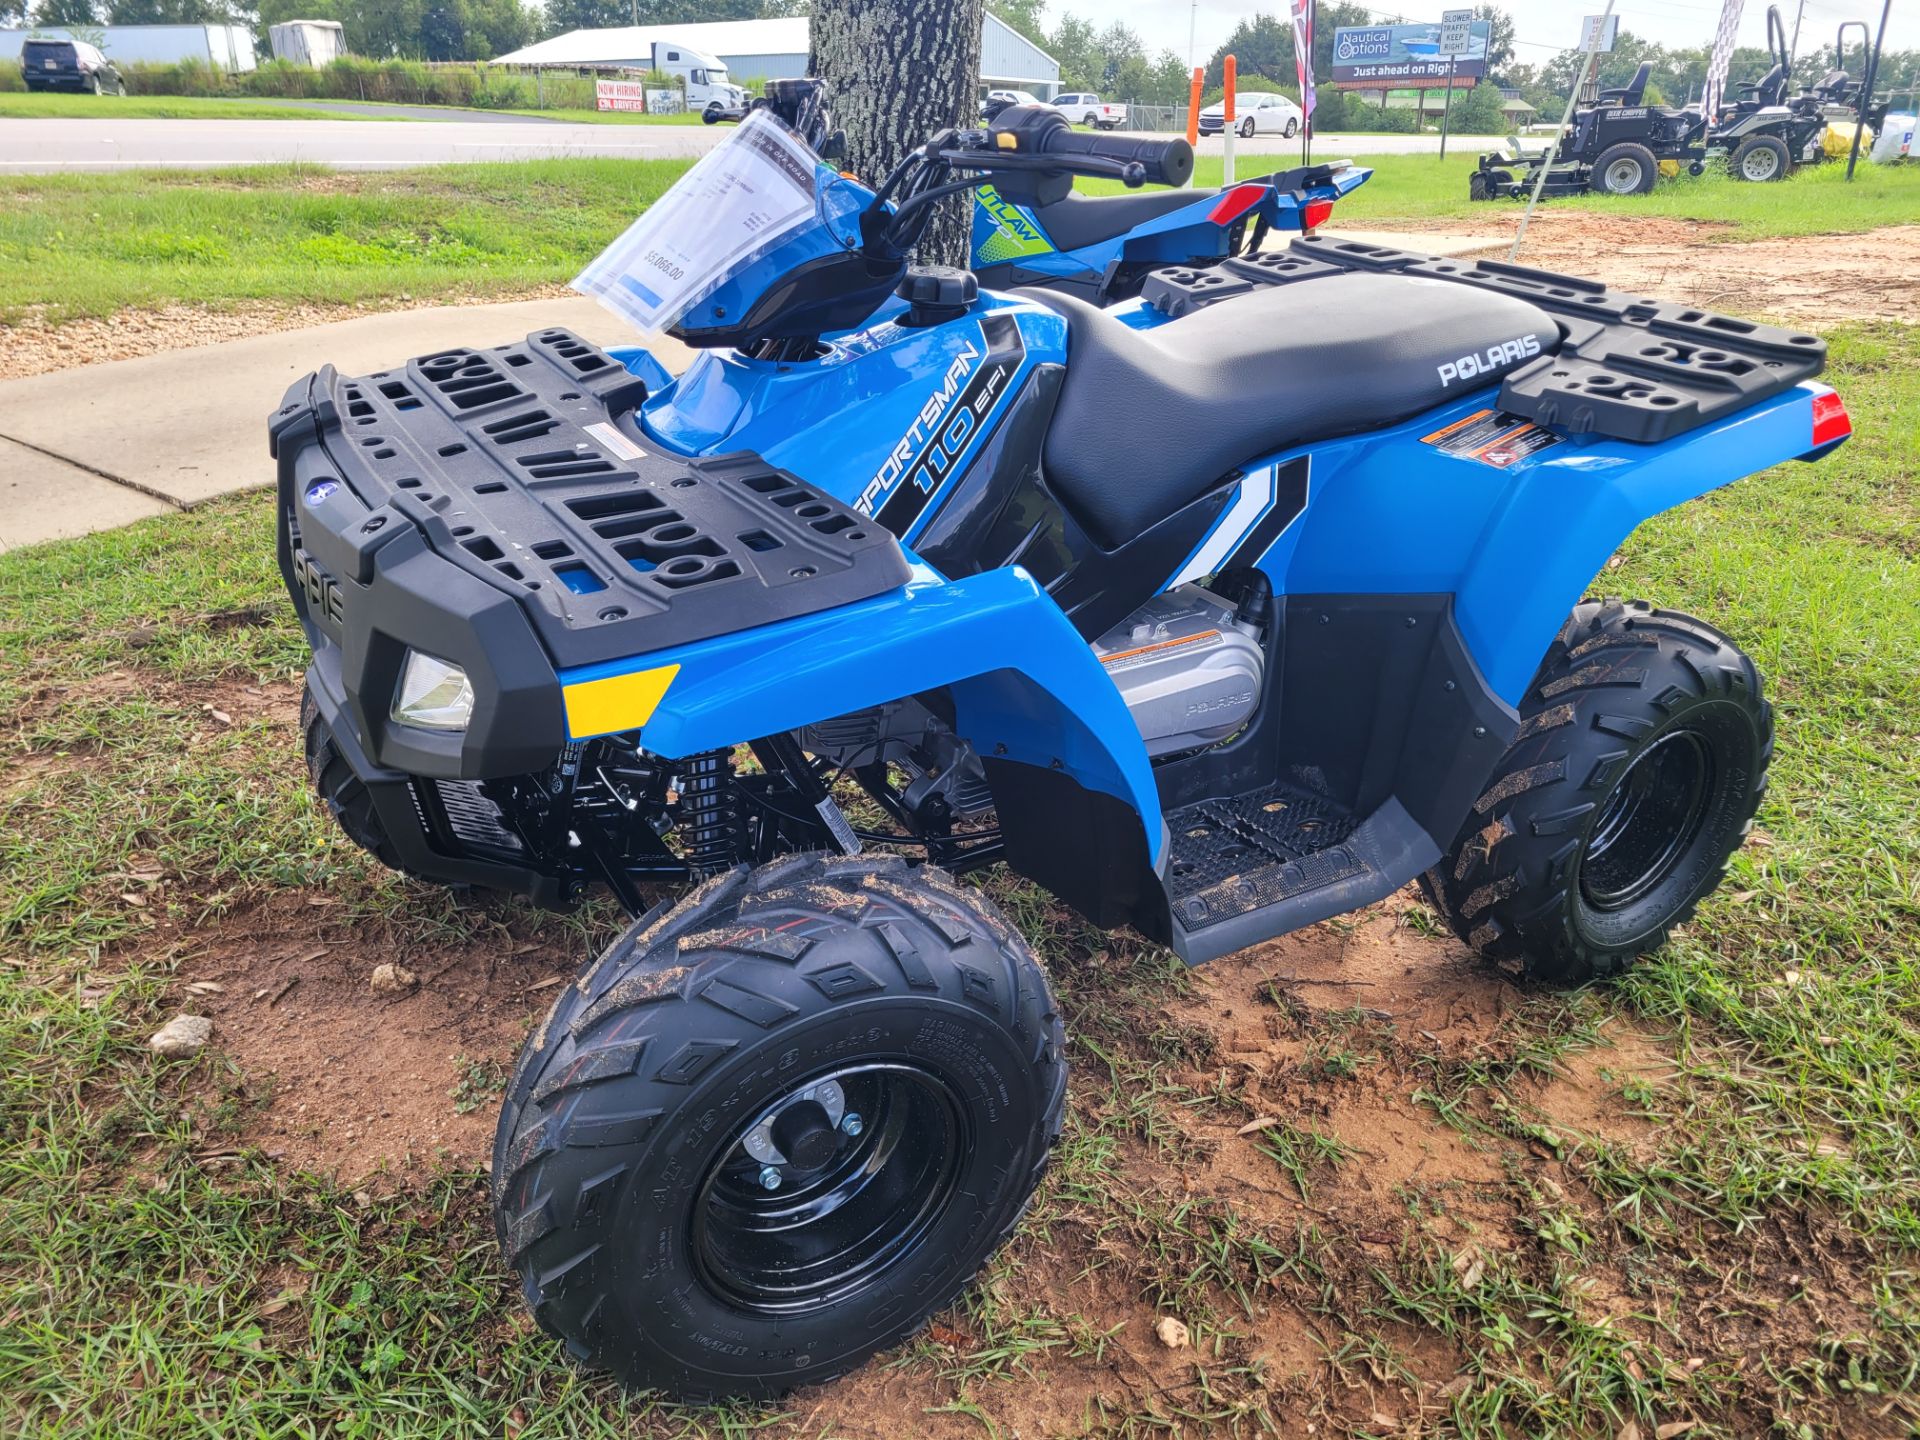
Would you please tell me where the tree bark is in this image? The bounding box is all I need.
[810,0,983,266]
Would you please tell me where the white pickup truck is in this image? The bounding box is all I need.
[1054,92,1130,130]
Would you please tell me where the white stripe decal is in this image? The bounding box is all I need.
[1169,465,1275,587]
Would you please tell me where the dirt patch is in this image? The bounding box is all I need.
[1370,213,1920,326]
[0,287,570,383]
[168,891,586,1183]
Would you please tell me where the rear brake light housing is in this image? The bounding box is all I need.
[1810,388,1851,446]
[1301,198,1335,230]
[1208,183,1267,227]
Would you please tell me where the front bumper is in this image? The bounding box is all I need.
[271,327,912,784]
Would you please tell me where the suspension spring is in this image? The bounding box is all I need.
[680,748,743,874]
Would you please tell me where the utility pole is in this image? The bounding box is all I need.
[1188,1,1198,74]
[1788,0,1806,62]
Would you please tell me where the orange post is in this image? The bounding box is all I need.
[1222,54,1238,184]
[1186,67,1202,145]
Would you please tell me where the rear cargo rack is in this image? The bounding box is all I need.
[1140,237,1826,445]
[272,329,911,669]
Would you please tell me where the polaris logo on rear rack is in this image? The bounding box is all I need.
[1437,334,1541,387]
[859,312,1027,537]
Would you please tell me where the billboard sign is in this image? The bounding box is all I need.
[1331,19,1491,87]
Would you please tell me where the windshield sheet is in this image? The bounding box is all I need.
[573,108,817,335]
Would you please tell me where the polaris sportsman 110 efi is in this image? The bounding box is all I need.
[275,94,1850,1399]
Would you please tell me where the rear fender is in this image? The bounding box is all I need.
[555,562,1165,862]
[1454,382,1840,700]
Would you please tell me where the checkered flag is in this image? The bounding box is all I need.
[1291,0,1316,122]
[1702,0,1747,119]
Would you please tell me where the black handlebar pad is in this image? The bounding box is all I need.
[1038,125,1195,187]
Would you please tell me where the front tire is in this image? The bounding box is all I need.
[302,683,408,875]
[493,852,1068,1399]
[1239,116,1257,139]
[1731,133,1790,180]
[702,103,721,125]
[1425,600,1772,987]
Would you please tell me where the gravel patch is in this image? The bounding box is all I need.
[0,287,572,383]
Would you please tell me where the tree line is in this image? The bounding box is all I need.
[2,0,804,63]
[9,0,1913,109]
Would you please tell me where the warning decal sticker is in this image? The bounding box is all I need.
[1420,409,1563,468]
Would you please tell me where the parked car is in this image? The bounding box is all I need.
[1199,91,1303,139]
[20,38,125,96]
[1055,91,1130,129]
[981,88,1061,119]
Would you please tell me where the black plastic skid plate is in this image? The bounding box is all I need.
[272,329,911,669]
[1140,237,1826,444]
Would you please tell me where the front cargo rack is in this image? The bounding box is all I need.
[1140,236,1826,445]
[271,328,911,669]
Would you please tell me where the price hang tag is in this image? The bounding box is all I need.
[574,108,819,335]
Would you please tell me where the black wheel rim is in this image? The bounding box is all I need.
[1580,729,1715,911]
[690,1063,968,1316]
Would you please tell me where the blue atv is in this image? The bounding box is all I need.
[967,109,1368,305]
[275,91,1849,1400]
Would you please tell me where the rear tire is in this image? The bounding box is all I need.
[1284,117,1299,138]
[493,851,1068,1399]
[1425,600,1772,987]
[1590,142,1659,195]
[1730,133,1790,180]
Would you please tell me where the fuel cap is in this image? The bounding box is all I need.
[896,264,978,326]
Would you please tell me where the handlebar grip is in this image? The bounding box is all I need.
[1036,127,1195,187]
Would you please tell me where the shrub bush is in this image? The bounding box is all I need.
[114,56,606,111]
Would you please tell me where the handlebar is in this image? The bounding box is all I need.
[945,104,1194,189]
[1032,125,1195,188]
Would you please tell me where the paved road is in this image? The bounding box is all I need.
[0,117,710,171]
[0,115,1506,172]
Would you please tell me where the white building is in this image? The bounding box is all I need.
[1,23,257,71]
[493,14,1060,98]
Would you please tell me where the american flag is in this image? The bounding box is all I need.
[1291,0,1316,121]
[1702,0,1747,119]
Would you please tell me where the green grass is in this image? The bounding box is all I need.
[0,159,688,323]
[0,304,1916,1431]
[0,92,402,122]
[1088,149,1920,239]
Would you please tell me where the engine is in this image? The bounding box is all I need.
[1090,584,1266,756]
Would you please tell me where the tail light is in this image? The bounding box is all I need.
[1810,388,1851,446]
[1302,198,1335,230]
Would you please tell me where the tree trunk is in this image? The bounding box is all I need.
[810,0,983,266]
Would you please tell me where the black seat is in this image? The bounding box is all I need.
[1030,188,1220,253]
[1599,61,1651,107]
[1037,273,1562,547]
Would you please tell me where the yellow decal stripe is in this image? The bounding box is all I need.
[561,664,680,739]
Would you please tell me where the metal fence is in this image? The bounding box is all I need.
[1117,104,1192,133]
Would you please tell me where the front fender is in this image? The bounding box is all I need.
[555,562,1165,863]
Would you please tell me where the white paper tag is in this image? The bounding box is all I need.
[573,109,819,336]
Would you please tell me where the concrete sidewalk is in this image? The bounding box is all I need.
[0,296,690,552]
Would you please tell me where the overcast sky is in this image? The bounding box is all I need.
[1097,0,1916,73]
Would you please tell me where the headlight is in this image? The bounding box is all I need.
[391,650,475,731]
